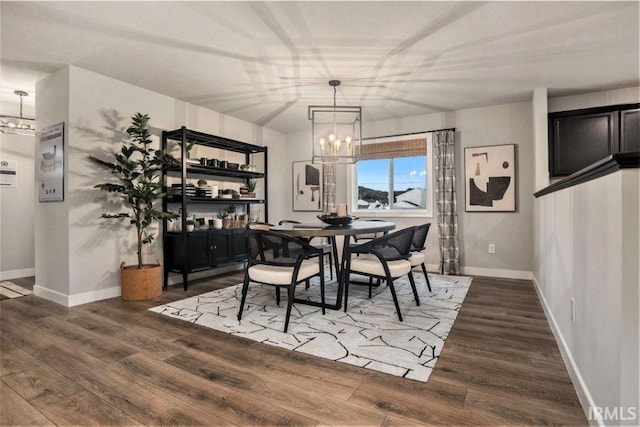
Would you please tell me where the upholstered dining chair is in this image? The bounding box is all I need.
[409,222,432,292]
[344,226,419,322]
[278,219,334,280]
[238,229,326,332]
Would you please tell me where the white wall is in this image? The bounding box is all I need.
[0,133,35,280]
[35,65,285,306]
[279,102,534,278]
[533,86,640,424]
[533,170,639,425]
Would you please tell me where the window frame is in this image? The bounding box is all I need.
[347,132,434,218]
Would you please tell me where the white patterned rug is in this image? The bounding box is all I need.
[150,272,472,382]
[0,281,33,300]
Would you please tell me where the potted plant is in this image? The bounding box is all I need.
[185,219,196,232]
[88,113,178,301]
[246,179,257,198]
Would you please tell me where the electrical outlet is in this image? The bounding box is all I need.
[488,244,496,254]
[571,297,576,323]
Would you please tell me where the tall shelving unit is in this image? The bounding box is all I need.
[161,127,268,290]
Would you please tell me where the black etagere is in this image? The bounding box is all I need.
[161,126,268,290]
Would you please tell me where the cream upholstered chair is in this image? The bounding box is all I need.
[278,219,335,280]
[247,221,273,230]
[238,229,325,332]
[408,222,432,292]
[344,226,418,321]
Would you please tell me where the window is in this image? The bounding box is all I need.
[349,133,433,217]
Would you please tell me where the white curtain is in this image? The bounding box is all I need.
[433,130,459,275]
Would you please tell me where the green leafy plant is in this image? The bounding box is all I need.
[88,113,179,268]
[216,210,228,219]
[246,179,257,193]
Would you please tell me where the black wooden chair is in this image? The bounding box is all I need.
[409,222,432,292]
[238,229,325,332]
[344,226,419,321]
[279,219,335,280]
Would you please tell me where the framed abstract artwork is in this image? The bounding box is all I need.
[464,144,516,212]
[292,161,323,211]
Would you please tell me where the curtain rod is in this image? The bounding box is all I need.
[362,128,456,141]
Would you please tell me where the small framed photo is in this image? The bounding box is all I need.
[38,122,65,202]
[292,161,323,211]
[464,144,516,212]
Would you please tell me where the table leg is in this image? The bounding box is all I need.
[293,234,350,311]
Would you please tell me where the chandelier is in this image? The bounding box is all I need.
[0,90,36,135]
[309,80,362,164]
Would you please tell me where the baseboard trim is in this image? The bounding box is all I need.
[0,268,35,281]
[34,285,121,307]
[460,266,532,280]
[531,274,599,426]
[33,285,70,307]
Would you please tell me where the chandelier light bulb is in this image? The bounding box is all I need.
[328,132,335,142]
[8,122,16,128]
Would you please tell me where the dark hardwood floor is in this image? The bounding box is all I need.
[0,272,587,426]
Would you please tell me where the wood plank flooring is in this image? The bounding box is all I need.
[0,273,588,426]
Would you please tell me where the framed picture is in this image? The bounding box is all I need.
[292,161,323,211]
[464,144,516,212]
[38,122,65,202]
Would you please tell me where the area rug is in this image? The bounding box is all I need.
[0,281,33,300]
[150,273,472,382]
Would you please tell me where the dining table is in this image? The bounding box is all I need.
[271,219,396,310]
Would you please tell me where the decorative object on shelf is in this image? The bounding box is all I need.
[88,113,178,300]
[292,161,323,212]
[197,179,207,187]
[464,144,516,212]
[309,80,362,164]
[38,122,65,202]
[186,219,195,232]
[0,90,36,135]
[317,214,358,226]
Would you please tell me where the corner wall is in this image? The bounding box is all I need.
[35,65,285,306]
[533,86,640,424]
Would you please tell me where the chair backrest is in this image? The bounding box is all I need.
[246,229,318,267]
[411,223,431,251]
[247,222,273,230]
[351,226,416,261]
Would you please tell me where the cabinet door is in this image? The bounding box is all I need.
[211,231,231,265]
[188,232,210,270]
[621,108,640,153]
[231,229,248,260]
[550,111,618,176]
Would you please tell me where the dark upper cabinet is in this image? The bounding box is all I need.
[621,108,640,153]
[548,104,640,177]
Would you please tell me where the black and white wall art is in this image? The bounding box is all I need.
[292,161,323,211]
[464,144,516,212]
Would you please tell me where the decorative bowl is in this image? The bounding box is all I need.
[317,215,358,226]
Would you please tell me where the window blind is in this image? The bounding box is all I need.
[356,138,426,160]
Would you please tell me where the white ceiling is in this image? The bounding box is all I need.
[1,1,638,133]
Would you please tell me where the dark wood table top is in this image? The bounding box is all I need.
[271,220,395,238]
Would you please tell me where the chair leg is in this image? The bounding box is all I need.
[276,287,280,306]
[320,270,326,315]
[237,272,251,321]
[408,271,420,306]
[421,263,432,292]
[387,278,403,322]
[284,284,296,332]
[305,279,310,289]
[328,251,333,280]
